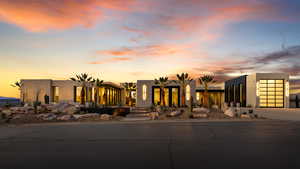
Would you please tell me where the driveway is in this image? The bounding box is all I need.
[0,121,300,169]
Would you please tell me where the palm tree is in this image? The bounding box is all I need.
[70,73,94,105]
[199,75,216,108]
[11,81,24,103]
[122,82,136,106]
[175,73,193,107]
[154,77,169,106]
[93,78,104,107]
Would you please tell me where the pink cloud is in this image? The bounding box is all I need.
[89,57,132,64]
[95,44,193,57]
[0,0,138,32]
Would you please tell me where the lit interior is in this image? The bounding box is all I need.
[259,80,284,108]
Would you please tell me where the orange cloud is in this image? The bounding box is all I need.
[0,0,137,32]
[89,57,132,64]
[95,44,193,58]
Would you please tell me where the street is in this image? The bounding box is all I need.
[0,120,300,169]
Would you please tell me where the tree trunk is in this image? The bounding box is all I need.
[94,88,98,107]
[203,84,209,108]
[161,87,165,106]
[128,90,132,106]
[81,87,85,105]
[181,86,186,107]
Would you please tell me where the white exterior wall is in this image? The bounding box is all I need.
[52,80,76,103]
[136,80,153,107]
[246,74,257,107]
[21,80,52,103]
[246,73,290,108]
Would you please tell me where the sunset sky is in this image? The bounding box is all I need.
[1,0,300,98]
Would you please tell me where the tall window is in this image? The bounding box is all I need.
[53,86,59,103]
[259,80,284,108]
[153,88,160,105]
[171,88,179,106]
[142,85,147,101]
[164,88,169,106]
[186,85,191,101]
[76,87,82,103]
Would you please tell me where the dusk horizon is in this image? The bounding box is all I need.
[1,0,300,98]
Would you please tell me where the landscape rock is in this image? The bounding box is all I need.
[193,107,210,114]
[37,113,57,121]
[167,111,182,117]
[241,114,251,118]
[2,109,12,117]
[224,108,235,117]
[100,114,112,120]
[73,113,99,120]
[63,106,78,115]
[57,115,74,121]
[147,112,159,120]
[192,113,208,118]
[211,105,219,109]
[12,114,23,120]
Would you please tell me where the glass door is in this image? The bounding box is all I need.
[259,80,284,108]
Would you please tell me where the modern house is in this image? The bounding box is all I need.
[19,73,295,109]
[20,79,125,105]
[225,73,290,108]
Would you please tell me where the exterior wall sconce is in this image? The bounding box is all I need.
[186,85,191,101]
[285,81,289,97]
[142,84,147,101]
[196,92,200,101]
[256,81,260,97]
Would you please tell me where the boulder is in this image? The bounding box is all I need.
[100,114,112,120]
[63,106,78,115]
[224,108,235,117]
[37,113,56,121]
[147,112,159,120]
[192,113,208,118]
[12,114,23,120]
[193,107,210,114]
[241,114,251,118]
[211,105,219,109]
[57,115,74,121]
[74,113,99,120]
[167,111,182,117]
[2,109,12,117]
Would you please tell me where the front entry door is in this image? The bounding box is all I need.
[152,86,180,106]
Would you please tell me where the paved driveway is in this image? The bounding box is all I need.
[0,121,300,169]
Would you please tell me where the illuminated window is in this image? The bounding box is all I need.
[153,88,160,105]
[53,86,59,103]
[171,88,179,106]
[164,88,169,106]
[259,80,284,108]
[142,85,147,101]
[76,87,83,102]
[196,92,200,101]
[186,85,191,101]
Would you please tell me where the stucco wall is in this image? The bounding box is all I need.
[52,80,75,102]
[246,74,257,107]
[21,80,52,103]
